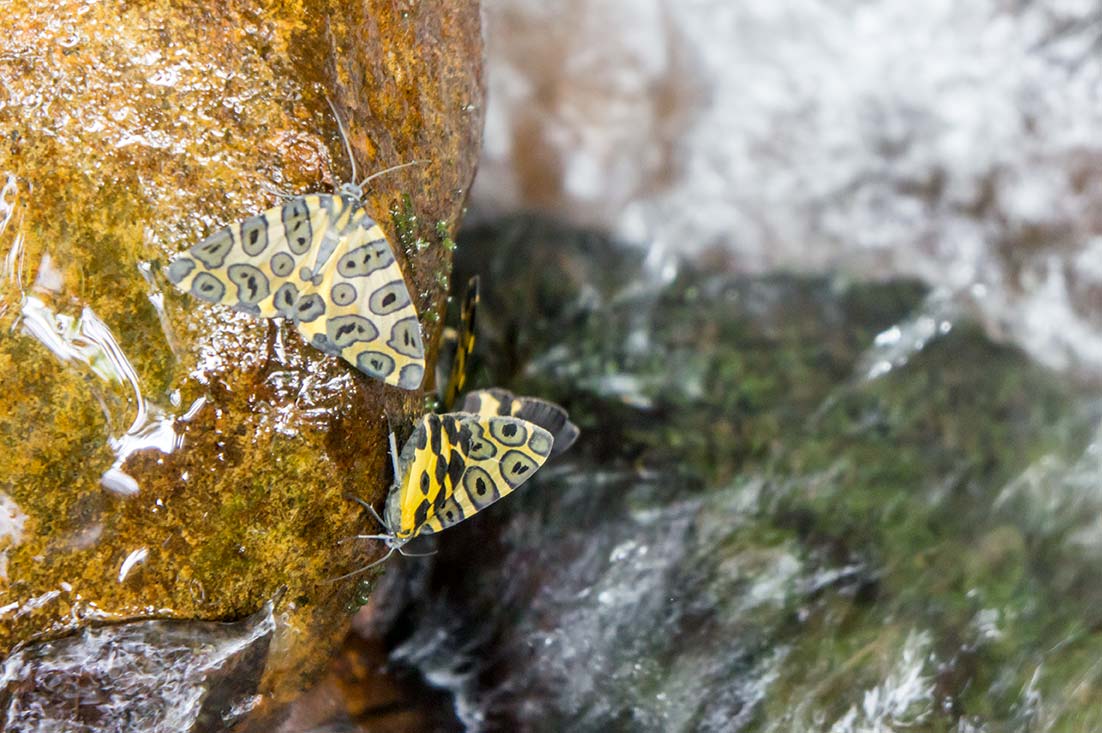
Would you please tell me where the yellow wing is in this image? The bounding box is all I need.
[439,276,480,409]
[294,201,425,390]
[166,194,332,318]
[386,412,552,540]
[166,193,425,390]
[461,388,578,456]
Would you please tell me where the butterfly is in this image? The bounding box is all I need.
[337,389,579,577]
[436,275,480,410]
[164,106,426,390]
[342,409,555,573]
[431,278,581,458]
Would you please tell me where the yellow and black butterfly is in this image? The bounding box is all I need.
[345,409,556,571]
[165,108,426,390]
[431,278,579,457]
[437,275,480,410]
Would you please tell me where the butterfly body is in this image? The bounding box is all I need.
[166,183,425,390]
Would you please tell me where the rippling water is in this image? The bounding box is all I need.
[347,216,1102,732]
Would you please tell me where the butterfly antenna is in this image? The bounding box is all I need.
[325,547,395,583]
[358,160,430,189]
[325,94,359,185]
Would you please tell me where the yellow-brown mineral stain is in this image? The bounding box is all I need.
[0,0,483,709]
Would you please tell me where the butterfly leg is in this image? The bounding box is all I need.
[388,430,401,484]
[325,547,396,583]
[396,546,438,558]
[257,179,296,201]
[343,493,391,533]
[337,533,395,543]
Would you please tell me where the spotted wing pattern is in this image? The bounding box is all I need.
[439,276,480,410]
[462,388,579,456]
[292,199,425,390]
[166,193,425,390]
[386,411,552,541]
[166,194,331,318]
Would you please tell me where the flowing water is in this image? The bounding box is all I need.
[352,216,1102,732]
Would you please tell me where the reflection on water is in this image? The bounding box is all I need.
[0,171,203,498]
[18,294,202,496]
[348,216,1102,731]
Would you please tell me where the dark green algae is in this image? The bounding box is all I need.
[370,216,1102,731]
[0,0,483,713]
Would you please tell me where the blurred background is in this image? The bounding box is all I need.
[472,0,1102,378]
[288,2,1102,732]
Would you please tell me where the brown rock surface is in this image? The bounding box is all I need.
[0,0,482,720]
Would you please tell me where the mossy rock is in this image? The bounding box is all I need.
[0,0,483,723]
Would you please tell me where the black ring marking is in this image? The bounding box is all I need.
[368,281,412,316]
[500,450,539,488]
[326,314,379,348]
[227,263,270,305]
[270,252,295,278]
[282,198,314,255]
[293,293,325,323]
[528,429,553,457]
[240,214,269,257]
[166,257,196,284]
[462,466,499,508]
[192,230,233,269]
[356,350,395,379]
[465,422,497,460]
[274,282,299,320]
[397,363,424,390]
[387,317,424,359]
[331,282,357,306]
[190,272,226,302]
[336,240,394,278]
[490,418,527,447]
[309,333,341,356]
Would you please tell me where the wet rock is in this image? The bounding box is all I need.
[0,0,482,726]
[357,216,1102,731]
[275,631,461,733]
[1,601,274,732]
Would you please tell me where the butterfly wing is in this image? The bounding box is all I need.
[386,412,468,540]
[462,388,579,456]
[438,275,480,409]
[387,412,553,540]
[295,201,425,390]
[419,414,553,535]
[166,195,333,318]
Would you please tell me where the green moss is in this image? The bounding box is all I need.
[391,193,431,254]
